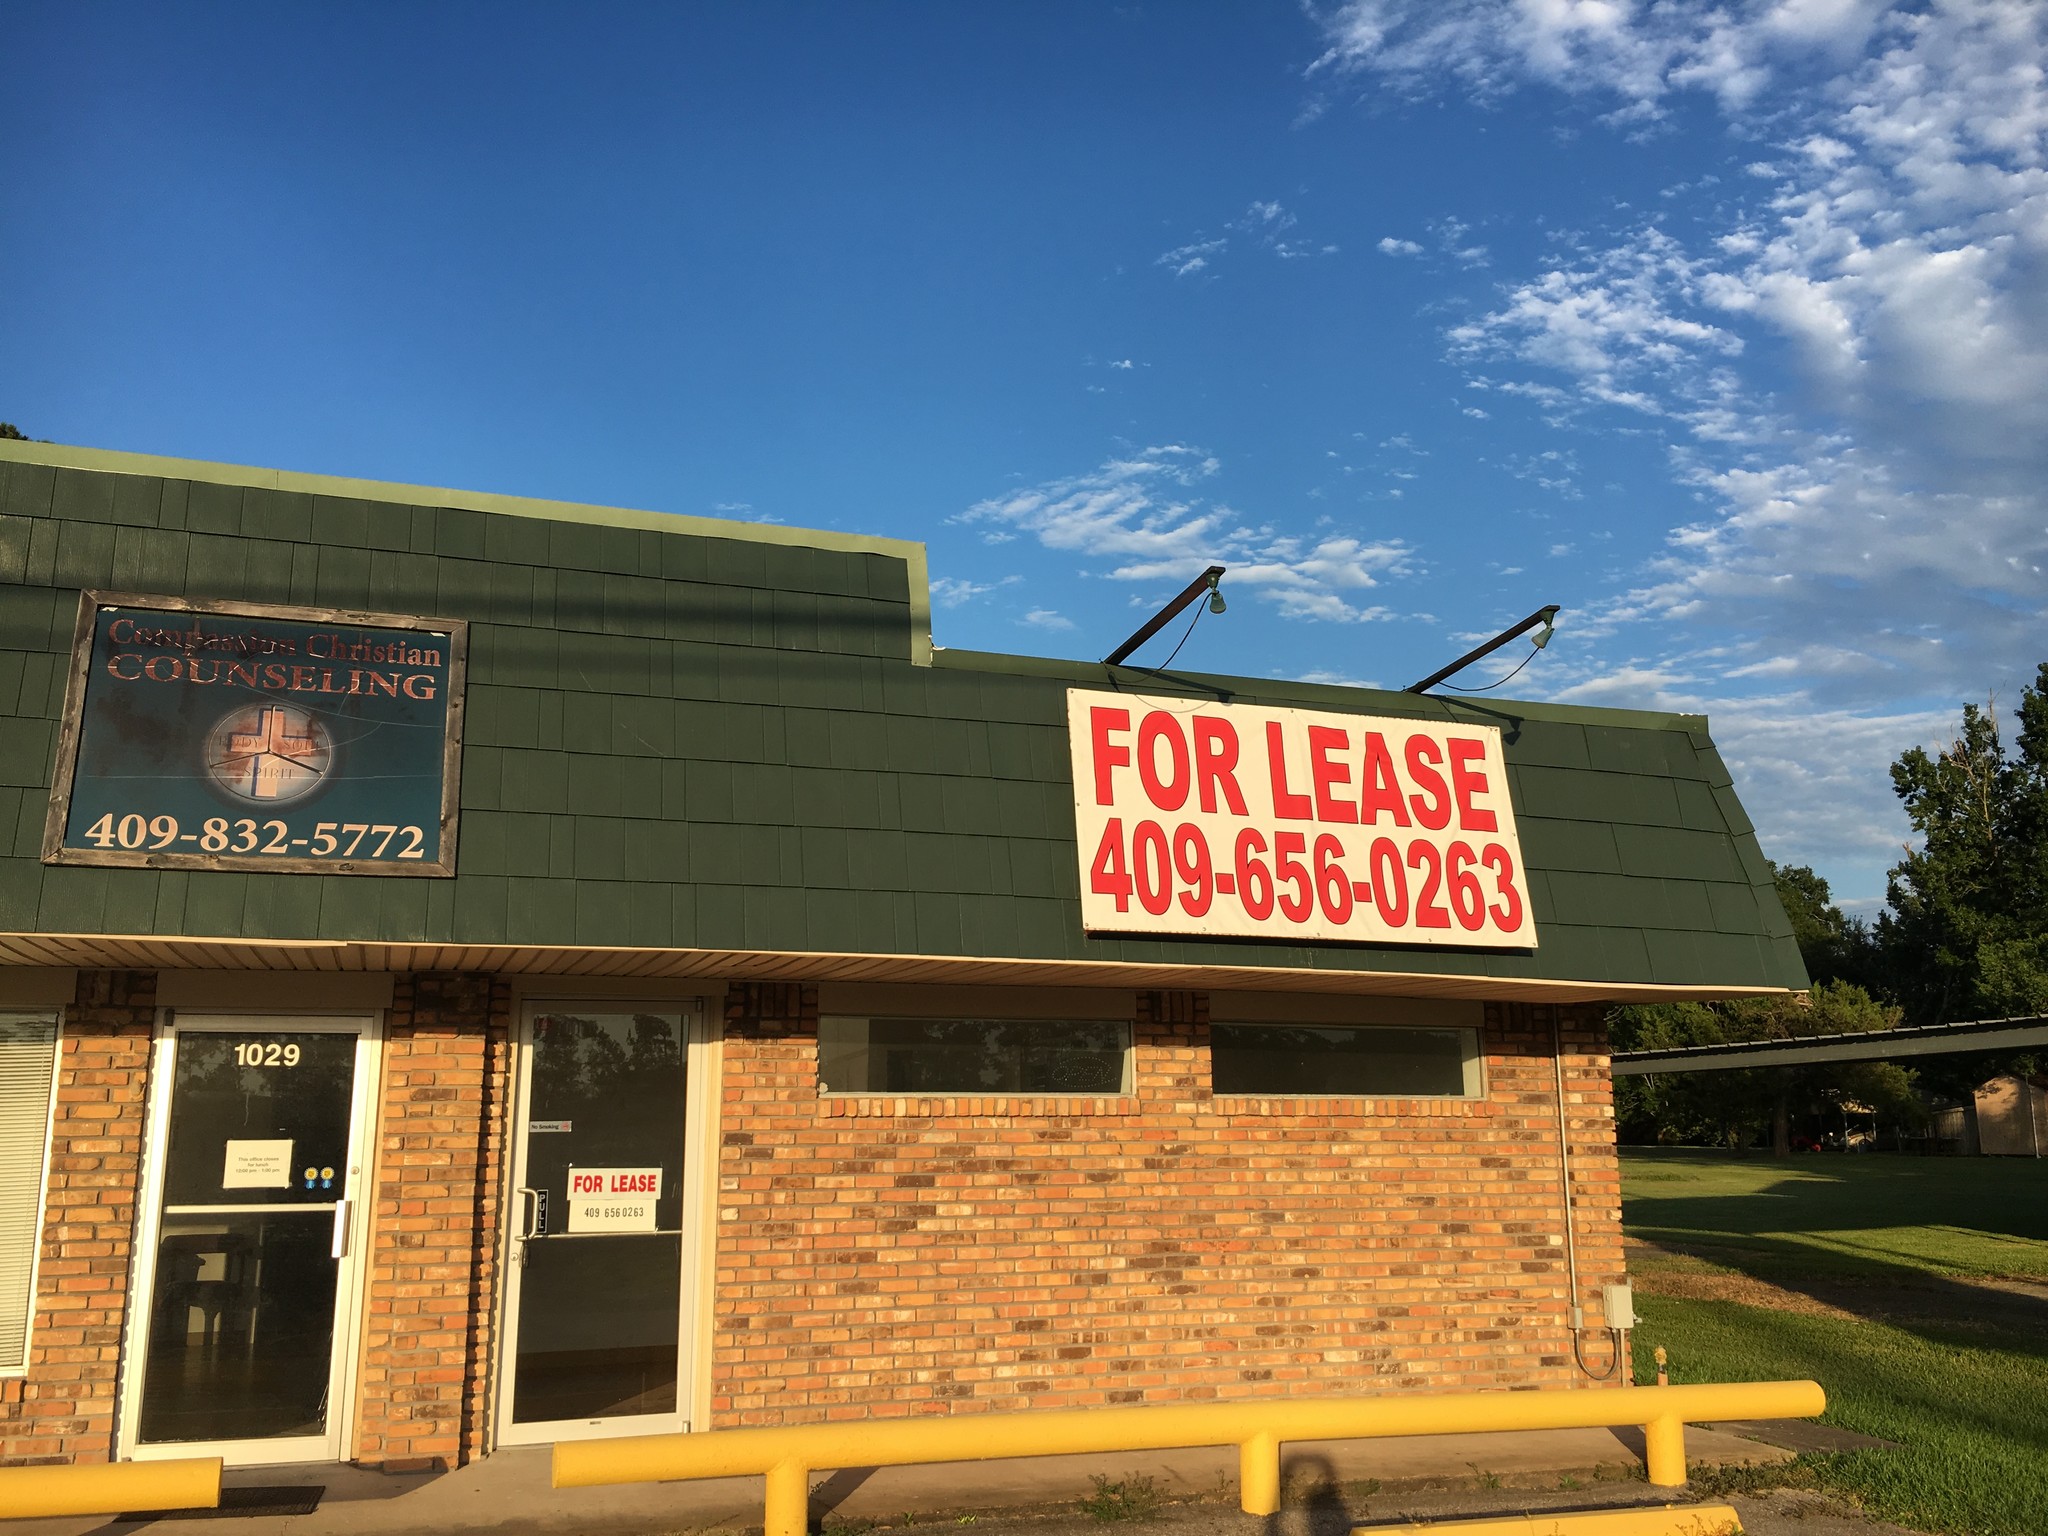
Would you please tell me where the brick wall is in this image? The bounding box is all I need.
[0,971,155,1465]
[354,973,511,1471]
[713,989,1625,1426]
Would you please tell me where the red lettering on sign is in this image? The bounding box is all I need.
[1408,840,1453,928]
[1357,733,1412,828]
[1266,723,1312,820]
[1484,843,1524,930]
[1089,819,1133,911]
[1447,737,1498,832]
[1404,736,1452,830]
[1090,707,1131,806]
[1307,726,1357,825]
[1137,712,1191,812]
[1192,717,1248,815]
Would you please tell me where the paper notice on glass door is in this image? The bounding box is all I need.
[222,1138,294,1189]
[566,1167,661,1233]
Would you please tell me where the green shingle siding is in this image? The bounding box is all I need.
[0,450,1804,991]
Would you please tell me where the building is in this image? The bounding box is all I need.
[0,440,1805,1472]
[1970,1074,2046,1157]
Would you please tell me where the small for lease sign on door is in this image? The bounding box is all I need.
[565,1167,663,1233]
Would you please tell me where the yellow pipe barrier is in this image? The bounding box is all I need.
[0,1457,221,1520]
[553,1380,1821,1536]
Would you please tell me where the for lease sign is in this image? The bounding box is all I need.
[1066,688,1536,948]
[565,1166,662,1234]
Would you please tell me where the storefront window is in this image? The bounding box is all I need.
[0,1014,61,1374]
[818,1017,1130,1096]
[1210,1023,1481,1098]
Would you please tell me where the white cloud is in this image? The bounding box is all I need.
[1157,237,1225,277]
[711,500,782,524]
[930,577,995,608]
[1309,0,1896,119]
[1157,201,1336,278]
[1316,0,2048,900]
[1379,236,1425,256]
[1433,216,1490,267]
[956,445,1416,623]
[1022,608,1076,631]
[1109,358,1135,370]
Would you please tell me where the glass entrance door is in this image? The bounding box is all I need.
[123,1017,376,1464]
[497,1008,698,1444]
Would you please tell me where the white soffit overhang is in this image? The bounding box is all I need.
[0,932,1789,1006]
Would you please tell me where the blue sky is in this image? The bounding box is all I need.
[6,2,2044,911]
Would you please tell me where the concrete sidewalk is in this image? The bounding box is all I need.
[7,1425,1793,1536]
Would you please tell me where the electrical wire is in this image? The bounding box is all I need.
[1153,594,1209,672]
[1437,642,1541,693]
[1574,1327,1624,1381]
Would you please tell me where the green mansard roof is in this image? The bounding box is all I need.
[0,440,1805,1001]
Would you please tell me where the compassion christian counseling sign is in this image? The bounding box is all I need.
[1066,689,1536,948]
[43,593,467,876]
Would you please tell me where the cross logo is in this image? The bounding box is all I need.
[205,704,333,805]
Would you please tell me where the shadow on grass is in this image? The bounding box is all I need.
[1633,1224,2048,1365]
[1624,1155,2048,1249]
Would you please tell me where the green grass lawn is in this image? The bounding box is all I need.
[1620,1150,2048,1536]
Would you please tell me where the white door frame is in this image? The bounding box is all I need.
[117,1011,382,1466]
[493,1001,714,1447]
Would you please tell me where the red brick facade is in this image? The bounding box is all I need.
[1,971,155,1465]
[713,986,1625,1426]
[354,974,512,1471]
[3,972,1624,1466]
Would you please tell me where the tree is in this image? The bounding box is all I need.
[1879,663,2048,1023]
[0,423,27,440]
[1610,981,1921,1152]
[1770,860,1877,988]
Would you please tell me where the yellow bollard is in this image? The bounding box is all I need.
[1239,1428,1281,1517]
[1642,1413,1687,1487]
[764,1456,809,1536]
[553,1379,1824,1529]
[0,1458,221,1519]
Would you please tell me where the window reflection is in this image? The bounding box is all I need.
[817,1017,1130,1095]
[1210,1023,1480,1097]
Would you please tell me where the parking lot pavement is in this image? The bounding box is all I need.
[3,1429,1904,1536]
[818,1479,1929,1536]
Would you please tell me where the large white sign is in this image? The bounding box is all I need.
[1067,688,1536,948]
[565,1167,663,1234]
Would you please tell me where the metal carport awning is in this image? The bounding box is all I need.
[1613,1014,2048,1074]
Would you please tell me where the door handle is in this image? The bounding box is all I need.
[331,1198,352,1259]
[515,1186,541,1267]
